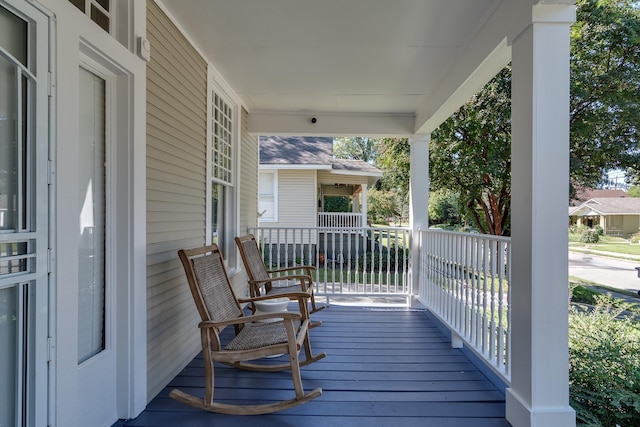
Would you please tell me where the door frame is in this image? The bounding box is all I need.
[50,2,148,425]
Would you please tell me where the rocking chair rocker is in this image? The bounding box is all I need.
[171,244,326,415]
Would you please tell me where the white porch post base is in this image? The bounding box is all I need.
[506,389,577,427]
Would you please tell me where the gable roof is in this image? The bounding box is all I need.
[573,187,628,202]
[569,197,640,216]
[260,136,333,166]
[259,136,382,177]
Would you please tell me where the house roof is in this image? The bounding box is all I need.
[569,197,640,216]
[259,136,382,177]
[260,136,333,165]
[158,0,561,136]
[573,187,628,202]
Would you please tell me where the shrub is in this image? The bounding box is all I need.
[570,284,600,305]
[580,229,600,243]
[570,224,589,235]
[357,245,409,272]
[569,297,640,426]
[593,225,604,236]
[630,233,640,244]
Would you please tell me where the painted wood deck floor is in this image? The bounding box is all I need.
[119,305,510,427]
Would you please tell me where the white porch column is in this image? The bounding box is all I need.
[360,184,367,226]
[409,135,429,298]
[507,4,576,427]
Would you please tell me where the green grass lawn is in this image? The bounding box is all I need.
[569,233,640,256]
[313,266,406,287]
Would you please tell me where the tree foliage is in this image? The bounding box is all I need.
[333,137,379,163]
[431,67,512,236]
[428,0,640,235]
[374,138,411,223]
[428,189,463,226]
[570,0,640,188]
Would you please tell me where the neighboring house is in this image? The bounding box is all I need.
[570,197,640,236]
[0,1,577,427]
[258,136,382,229]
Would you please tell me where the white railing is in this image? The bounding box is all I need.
[318,212,363,228]
[248,226,411,303]
[417,228,511,383]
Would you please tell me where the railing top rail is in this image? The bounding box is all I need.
[318,212,361,216]
[418,227,511,243]
[251,225,411,232]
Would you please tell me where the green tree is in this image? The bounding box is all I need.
[428,189,463,226]
[570,0,640,189]
[628,185,640,197]
[376,138,411,223]
[431,67,512,236]
[333,137,379,163]
[427,0,640,235]
[367,188,397,224]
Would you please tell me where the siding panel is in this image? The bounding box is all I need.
[277,170,317,228]
[146,0,208,401]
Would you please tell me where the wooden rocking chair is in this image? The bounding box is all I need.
[235,234,326,315]
[170,244,326,415]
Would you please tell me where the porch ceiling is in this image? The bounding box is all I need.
[160,0,562,136]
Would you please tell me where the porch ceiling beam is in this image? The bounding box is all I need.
[247,112,414,137]
[414,0,546,134]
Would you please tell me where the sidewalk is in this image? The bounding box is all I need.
[569,246,640,262]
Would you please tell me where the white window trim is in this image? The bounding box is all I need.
[206,64,238,268]
[258,170,278,222]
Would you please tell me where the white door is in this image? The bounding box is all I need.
[75,63,117,426]
[0,1,49,426]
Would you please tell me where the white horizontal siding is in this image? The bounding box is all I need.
[146,0,207,402]
[277,170,317,228]
[317,170,367,186]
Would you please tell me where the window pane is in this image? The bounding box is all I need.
[0,57,17,231]
[0,7,27,66]
[68,0,85,13]
[0,243,28,276]
[210,91,233,186]
[95,0,110,11]
[0,286,17,427]
[90,4,110,32]
[211,183,225,246]
[77,68,106,364]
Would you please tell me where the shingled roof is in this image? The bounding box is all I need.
[260,136,333,165]
[569,197,640,216]
[259,136,382,177]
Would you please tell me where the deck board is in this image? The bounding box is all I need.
[119,305,510,427]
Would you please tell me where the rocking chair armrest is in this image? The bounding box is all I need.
[268,265,317,274]
[198,311,301,329]
[238,291,312,306]
[249,274,313,287]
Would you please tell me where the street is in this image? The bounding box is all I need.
[568,251,640,293]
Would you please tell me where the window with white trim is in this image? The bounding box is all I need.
[207,78,237,266]
[258,171,278,222]
[68,0,112,33]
